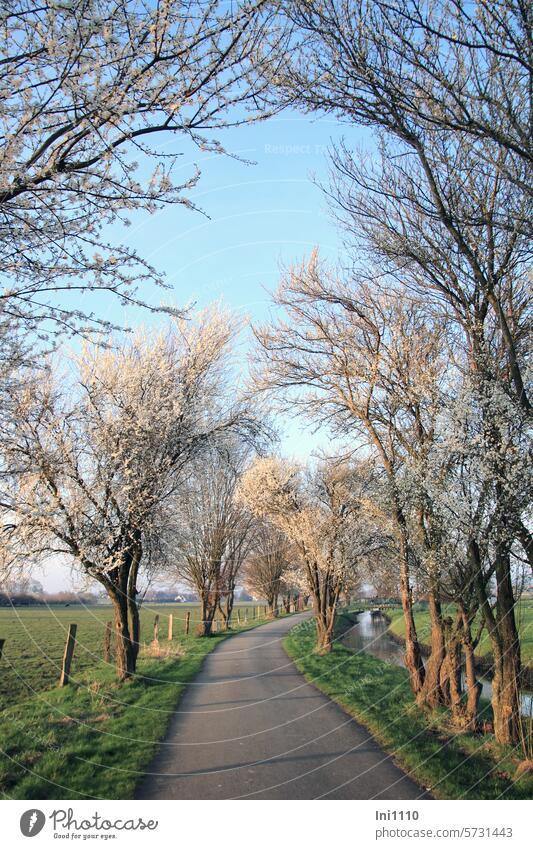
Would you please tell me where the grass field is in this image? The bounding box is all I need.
[0,603,282,799]
[284,614,533,800]
[0,602,264,712]
[386,601,533,669]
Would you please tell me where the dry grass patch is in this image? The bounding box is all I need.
[140,640,185,659]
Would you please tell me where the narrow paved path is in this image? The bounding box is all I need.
[136,614,429,800]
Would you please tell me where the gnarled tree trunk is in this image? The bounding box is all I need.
[98,540,141,681]
[127,539,142,666]
[198,590,217,636]
[218,584,236,629]
[417,589,446,708]
[474,542,521,744]
[443,614,465,726]
[266,597,276,617]
[454,603,483,731]
[308,566,340,654]
[315,615,335,653]
[109,586,135,681]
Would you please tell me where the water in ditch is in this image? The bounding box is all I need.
[342,610,533,717]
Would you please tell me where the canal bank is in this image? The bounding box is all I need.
[346,610,533,715]
[381,607,533,692]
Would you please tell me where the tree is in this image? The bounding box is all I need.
[1,307,255,679]
[324,90,531,739]
[171,439,258,635]
[415,372,532,739]
[268,0,531,415]
[0,0,282,339]
[278,572,302,613]
[271,1,531,212]
[238,456,376,652]
[252,266,447,688]
[244,522,291,616]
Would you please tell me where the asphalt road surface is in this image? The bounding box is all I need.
[136,613,430,800]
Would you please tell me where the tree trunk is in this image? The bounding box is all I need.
[494,552,521,744]
[109,589,135,681]
[444,615,466,727]
[315,615,334,654]
[439,652,451,705]
[127,543,142,666]
[490,548,521,744]
[311,569,340,654]
[462,635,482,731]
[398,523,425,693]
[454,603,482,731]
[491,644,521,744]
[474,542,521,744]
[417,589,446,708]
[198,591,217,636]
[218,588,235,630]
[218,600,228,629]
[225,585,235,626]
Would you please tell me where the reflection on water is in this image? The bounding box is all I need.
[343,611,533,718]
[343,610,406,665]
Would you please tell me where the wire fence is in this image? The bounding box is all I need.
[0,601,308,710]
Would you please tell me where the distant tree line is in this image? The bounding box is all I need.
[0,581,98,607]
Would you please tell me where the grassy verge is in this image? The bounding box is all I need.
[0,615,285,800]
[284,614,533,800]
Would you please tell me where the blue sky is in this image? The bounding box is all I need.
[127,110,348,309]
[42,110,370,590]
[77,109,368,456]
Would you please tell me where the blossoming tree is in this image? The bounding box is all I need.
[1,307,258,678]
[238,455,379,653]
[0,0,281,339]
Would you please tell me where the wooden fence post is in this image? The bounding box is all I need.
[103,621,112,663]
[0,639,4,660]
[59,624,77,686]
[185,611,191,635]
[152,614,160,646]
[168,614,173,641]
[257,605,260,619]
[237,610,241,626]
